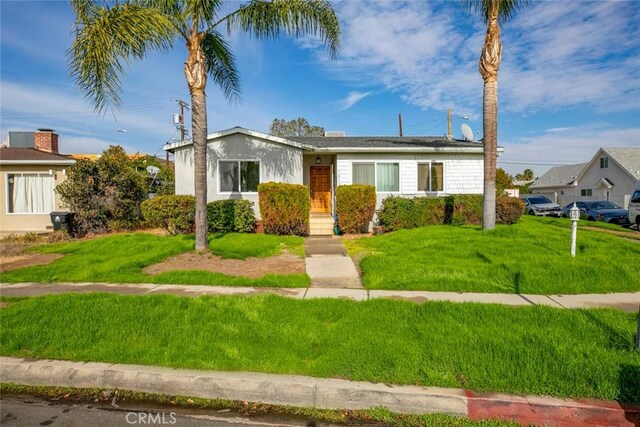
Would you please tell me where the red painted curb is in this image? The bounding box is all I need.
[466,391,640,427]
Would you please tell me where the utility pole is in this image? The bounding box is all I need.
[398,113,403,137]
[447,107,452,140]
[170,98,190,162]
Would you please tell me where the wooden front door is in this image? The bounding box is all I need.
[310,166,331,213]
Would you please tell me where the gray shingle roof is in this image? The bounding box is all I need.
[288,136,483,149]
[529,163,587,189]
[603,147,640,180]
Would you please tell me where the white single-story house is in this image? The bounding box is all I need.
[529,147,640,209]
[0,129,76,235]
[164,127,497,234]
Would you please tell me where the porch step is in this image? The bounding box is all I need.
[309,215,334,236]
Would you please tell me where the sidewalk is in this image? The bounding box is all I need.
[1,357,638,426]
[1,282,638,311]
[304,237,362,288]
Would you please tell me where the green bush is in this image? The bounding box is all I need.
[56,146,147,235]
[496,196,525,224]
[378,196,446,231]
[379,194,523,231]
[258,182,309,236]
[141,195,195,235]
[207,200,256,233]
[336,185,376,233]
[445,195,483,226]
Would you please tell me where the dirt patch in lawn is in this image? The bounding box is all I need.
[144,252,305,278]
[0,253,63,272]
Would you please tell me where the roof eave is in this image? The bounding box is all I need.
[312,146,489,154]
[0,160,76,165]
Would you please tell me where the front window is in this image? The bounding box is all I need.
[7,173,54,214]
[418,162,444,192]
[581,189,593,197]
[526,196,552,204]
[376,163,399,192]
[632,191,640,203]
[587,201,620,210]
[352,162,399,192]
[219,161,260,192]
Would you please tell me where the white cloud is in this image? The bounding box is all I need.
[334,91,371,111]
[306,1,640,116]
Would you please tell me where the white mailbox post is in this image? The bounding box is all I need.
[569,203,580,257]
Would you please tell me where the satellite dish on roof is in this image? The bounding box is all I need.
[461,123,474,141]
[146,165,160,175]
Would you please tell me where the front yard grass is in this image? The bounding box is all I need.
[0,232,308,287]
[345,216,640,294]
[1,294,638,403]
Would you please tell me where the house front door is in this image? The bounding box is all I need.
[310,166,331,213]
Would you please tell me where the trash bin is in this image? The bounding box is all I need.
[50,211,75,232]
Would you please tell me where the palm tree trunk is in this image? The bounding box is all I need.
[479,2,502,230]
[482,78,497,229]
[185,33,208,250]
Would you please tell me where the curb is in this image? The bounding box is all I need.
[2,357,639,426]
[0,357,467,416]
[466,391,640,427]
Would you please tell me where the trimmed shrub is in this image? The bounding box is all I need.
[336,185,376,234]
[496,196,525,224]
[207,200,256,233]
[379,194,524,231]
[258,182,309,236]
[141,195,195,234]
[446,195,483,226]
[378,196,446,231]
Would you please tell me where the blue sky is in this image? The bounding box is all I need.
[1,0,639,177]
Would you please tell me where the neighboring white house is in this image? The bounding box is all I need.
[164,127,496,234]
[529,147,640,209]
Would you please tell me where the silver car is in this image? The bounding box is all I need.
[520,195,562,217]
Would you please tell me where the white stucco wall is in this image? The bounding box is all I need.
[335,153,484,210]
[173,133,304,218]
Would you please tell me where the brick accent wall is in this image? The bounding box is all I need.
[34,130,59,154]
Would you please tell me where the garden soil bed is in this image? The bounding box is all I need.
[0,253,63,273]
[144,252,305,278]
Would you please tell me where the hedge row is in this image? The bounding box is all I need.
[141,196,256,234]
[336,185,376,234]
[378,195,524,231]
[258,182,309,236]
[140,195,196,235]
[207,199,255,233]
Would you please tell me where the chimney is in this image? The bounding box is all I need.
[34,129,59,154]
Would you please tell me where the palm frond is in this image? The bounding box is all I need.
[229,0,340,58]
[185,0,224,29]
[68,2,176,114]
[201,31,241,102]
[464,0,528,24]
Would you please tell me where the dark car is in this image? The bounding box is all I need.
[561,200,630,225]
[520,195,562,217]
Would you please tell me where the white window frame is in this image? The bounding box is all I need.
[600,157,609,169]
[351,161,401,193]
[416,161,445,193]
[581,188,593,197]
[5,171,56,215]
[217,159,261,194]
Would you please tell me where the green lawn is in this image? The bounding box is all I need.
[1,294,638,403]
[0,232,308,287]
[345,216,640,294]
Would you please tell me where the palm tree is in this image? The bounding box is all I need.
[69,0,340,249]
[466,0,526,229]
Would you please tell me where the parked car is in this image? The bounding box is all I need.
[520,195,562,217]
[561,200,630,225]
[629,181,640,230]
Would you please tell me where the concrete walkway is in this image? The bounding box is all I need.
[2,357,638,426]
[303,237,362,289]
[1,282,638,312]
